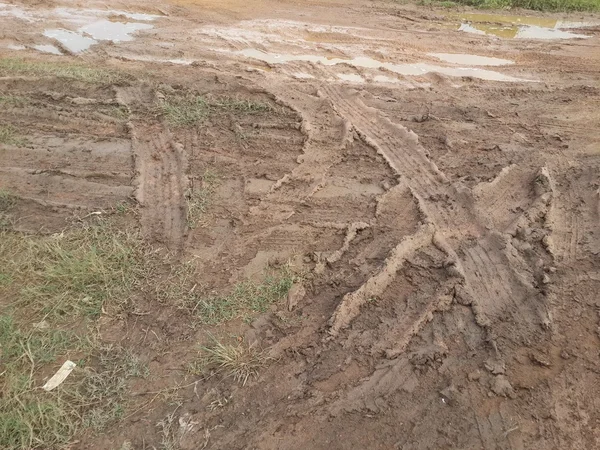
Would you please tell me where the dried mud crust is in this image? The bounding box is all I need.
[2,1,600,450]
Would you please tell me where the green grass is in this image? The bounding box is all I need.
[0,222,150,449]
[0,322,147,450]
[158,95,210,126]
[0,125,26,146]
[0,58,128,84]
[0,222,149,320]
[0,189,17,231]
[190,268,296,325]
[426,0,600,11]
[104,105,130,121]
[159,263,296,325]
[0,94,27,107]
[0,189,17,212]
[186,170,219,228]
[213,98,273,113]
[158,94,273,127]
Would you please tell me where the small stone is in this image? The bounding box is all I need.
[530,352,551,367]
[491,375,515,398]
[547,266,557,273]
[467,370,481,381]
[314,262,326,275]
[484,358,506,375]
[542,274,551,285]
[560,350,570,360]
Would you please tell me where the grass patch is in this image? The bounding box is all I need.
[0,189,17,212]
[190,267,296,325]
[158,95,209,127]
[0,220,150,449]
[0,321,147,450]
[104,105,130,121]
[190,337,268,385]
[158,262,297,325]
[156,407,181,450]
[0,94,27,107]
[0,125,26,146]
[0,222,148,321]
[158,94,273,127]
[427,0,600,11]
[186,170,219,228]
[213,97,273,113]
[0,58,127,84]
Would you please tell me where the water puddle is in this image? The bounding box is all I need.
[6,43,27,51]
[43,29,97,53]
[373,74,400,83]
[337,73,364,83]
[118,54,194,65]
[515,25,589,39]
[32,44,62,55]
[79,20,154,42]
[429,53,513,66]
[0,3,159,54]
[292,72,315,79]
[454,12,597,39]
[238,49,532,82]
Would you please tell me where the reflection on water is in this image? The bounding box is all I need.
[454,12,597,39]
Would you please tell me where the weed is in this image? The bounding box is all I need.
[158,94,273,127]
[0,326,147,450]
[190,267,296,325]
[0,125,25,146]
[0,189,16,211]
[113,201,136,216]
[0,58,127,84]
[186,170,219,228]
[158,95,209,126]
[0,94,27,107]
[158,260,296,325]
[105,105,129,120]
[156,406,181,450]
[213,97,273,114]
[196,337,268,385]
[78,346,148,430]
[0,222,149,320]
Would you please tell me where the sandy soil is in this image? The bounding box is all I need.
[1,0,600,448]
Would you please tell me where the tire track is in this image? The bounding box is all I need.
[321,84,545,340]
[117,86,189,251]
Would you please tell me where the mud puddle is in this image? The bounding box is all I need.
[0,3,159,54]
[43,29,97,53]
[32,44,62,55]
[429,53,513,66]
[455,12,597,39]
[238,48,529,82]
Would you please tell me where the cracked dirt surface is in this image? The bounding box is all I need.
[1,0,600,448]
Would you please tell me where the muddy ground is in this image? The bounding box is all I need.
[1,0,600,449]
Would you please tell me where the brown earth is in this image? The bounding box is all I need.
[1,0,600,448]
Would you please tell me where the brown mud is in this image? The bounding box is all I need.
[1,0,600,448]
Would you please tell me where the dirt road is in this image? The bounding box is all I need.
[1,0,600,448]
